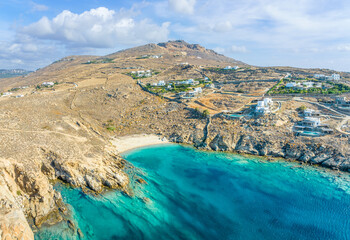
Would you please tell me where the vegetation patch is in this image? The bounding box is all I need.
[267,78,350,95]
[83,58,114,64]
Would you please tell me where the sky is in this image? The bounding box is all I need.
[1,0,350,71]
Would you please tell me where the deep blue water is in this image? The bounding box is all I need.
[36,144,350,240]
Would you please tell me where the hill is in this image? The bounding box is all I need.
[0,40,350,239]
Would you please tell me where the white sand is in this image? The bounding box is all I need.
[111,134,170,153]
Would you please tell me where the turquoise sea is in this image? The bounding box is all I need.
[36,144,350,240]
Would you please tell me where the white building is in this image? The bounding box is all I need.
[158,80,165,86]
[193,87,202,93]
[315,73,340,81]
[205,83,215,89]
[304,117,321,127]
[255,98,273,114]
[180,79,195,85]
[2,92,12,96]
[314,74,326,79]
[304,109,321,117]
[330,74,340,81]
[303,82,314,88]
[286,82,297,88]
[15,95,24,98]
[315,83,322,88]
[187,79,194,85]
[224,66,239,70]
[42,82,55,86]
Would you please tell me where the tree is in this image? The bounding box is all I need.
[297,105,307,112]
[202,109,210,118]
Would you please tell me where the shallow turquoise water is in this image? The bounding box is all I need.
[36,144,350,240]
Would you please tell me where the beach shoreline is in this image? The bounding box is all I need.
[111,134,170,153]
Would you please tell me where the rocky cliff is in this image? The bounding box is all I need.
[167,116,350,171]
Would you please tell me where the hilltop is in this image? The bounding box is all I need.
[0,40,350,239]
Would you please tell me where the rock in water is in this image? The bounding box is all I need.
[77,228,84,238]
[136,178,147,184]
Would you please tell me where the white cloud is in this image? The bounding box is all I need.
[213,21,232,32]
[336,44,350,51]
[30,1,49,12]
[168,0,196,15]
[21,7,170,48]
[0,37,59,70]
[231,45,247,53]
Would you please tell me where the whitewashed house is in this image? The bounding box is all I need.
[158,80,165,86]
[286,82,297,88]
[303,82,314,88]
[2,92,12,96]
[255,98,273,114]
[224,66,239,70]
[330,74,340,81]
[193,87,202,94]
[314,74,326,79]
[301,117,321,127]
[303,109,321,117]
[42,82,55,87]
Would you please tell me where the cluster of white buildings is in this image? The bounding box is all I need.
[285,81,322,89]
[178,79,199,85]
[314,73,341,81]
[151,80,166,87]
[335,97,350,109]
[224,66,239,70]
[179,87,203,99]
[293,109,333,136]
[150,77,210,88]
[132,70,152,78]
[141,55,162,59]
[255,98,273,115]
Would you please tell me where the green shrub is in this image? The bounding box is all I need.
[297,105,307,112]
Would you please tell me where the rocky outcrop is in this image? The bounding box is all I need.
[0,159,34,240]
[47,150,129,193]
[0,147,130,239]
[168,129,350,172]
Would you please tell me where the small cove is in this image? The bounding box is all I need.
[36,144,350,240]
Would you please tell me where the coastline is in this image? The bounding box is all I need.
[111,134,170,153]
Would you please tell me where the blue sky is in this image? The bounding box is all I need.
[1,0,350,71]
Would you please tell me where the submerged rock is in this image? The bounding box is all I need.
[136,178,147,184]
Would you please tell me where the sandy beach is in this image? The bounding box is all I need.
[111,134,170,153]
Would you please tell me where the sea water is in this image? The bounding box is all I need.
[36,144,350,240]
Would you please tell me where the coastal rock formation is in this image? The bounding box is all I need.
[165,116,350,172]
[0,164,34,240]
[0,149,130,239]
